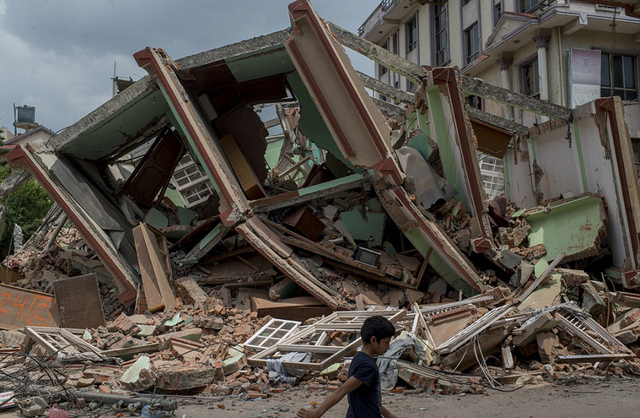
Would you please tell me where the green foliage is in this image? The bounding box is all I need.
[0,160,53,258]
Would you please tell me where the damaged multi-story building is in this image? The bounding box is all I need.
[360,0,640,200]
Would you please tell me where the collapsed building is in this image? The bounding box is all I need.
[1,0,640,411]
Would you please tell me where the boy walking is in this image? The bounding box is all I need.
[296,315,398,418]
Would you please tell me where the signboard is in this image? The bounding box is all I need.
[0,284,57,330]
[568,48,601,108]
[0,391,16,409]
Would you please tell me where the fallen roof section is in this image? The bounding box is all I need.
[134,46,346,310]
[5,145,138,305]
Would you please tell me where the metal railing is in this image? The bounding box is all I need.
[358,0,396,36]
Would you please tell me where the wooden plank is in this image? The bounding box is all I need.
[0,284,57,330]
[133,224,164,311]
[518,252,565,302]
[25,326,106,361]
[102,342,161,358]
[200,246,255,265]
[237,219,341,310]
[219,134,265,200]
[133,223,176,311]
[276,344,342,354]
[52,274,105,329]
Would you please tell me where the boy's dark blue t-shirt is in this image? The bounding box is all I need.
[346,352,382,418]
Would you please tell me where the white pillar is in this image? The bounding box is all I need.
[497,56,514,121]
[533,33,551,102]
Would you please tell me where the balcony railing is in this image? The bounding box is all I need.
[358,0,396,36]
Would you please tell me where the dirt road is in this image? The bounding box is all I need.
[2,378,638,418]
[171,378,640,418]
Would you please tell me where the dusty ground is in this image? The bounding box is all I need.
[172,378,640,417]
[2,378,639,418]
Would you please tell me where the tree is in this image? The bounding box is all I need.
[0,160,53,258]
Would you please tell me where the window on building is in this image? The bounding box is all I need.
[434,2,448,66]
[519,0,542,13]
[379,40,389,76]
[493,2,502,27]
[522,59,539,97]
[392,31,399,54]
[406,15,418,54]
[407,80,415,92]
[601,53,638,100]
[478,152,505,199]
[466,95,482,110]
[464,23,480,64]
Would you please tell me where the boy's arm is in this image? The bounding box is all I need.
[381,405,398,418]
[296,376,363,418]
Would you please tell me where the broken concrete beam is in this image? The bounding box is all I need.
[223,345,247,376]
[536,332,559,363]
[607,308,640,344]
[501,344,515,370]
[512,312,557,347]
[119,355,155,391]
[157,328,202,349]
[175,277,208,306]
[155,365,218,391]
[441,325,511,371]
[254,297,332,322]
[268,277,299,300]
[168,337,205,362]
[557,268,591,286]
[580,281,606,317]
[610,291,640,308]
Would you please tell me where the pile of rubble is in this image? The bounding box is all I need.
[2,0,640,415]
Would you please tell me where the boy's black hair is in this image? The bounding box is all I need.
[361,315,396,344]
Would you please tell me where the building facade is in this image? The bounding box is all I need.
[360,0,640,196]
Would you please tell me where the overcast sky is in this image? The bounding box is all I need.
[0,0,381,134]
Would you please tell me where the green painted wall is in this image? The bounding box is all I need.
[526,196,604,262]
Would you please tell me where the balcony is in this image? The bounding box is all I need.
[359,0,432,42]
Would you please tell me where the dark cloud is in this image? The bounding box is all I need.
[0,0,379,131]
